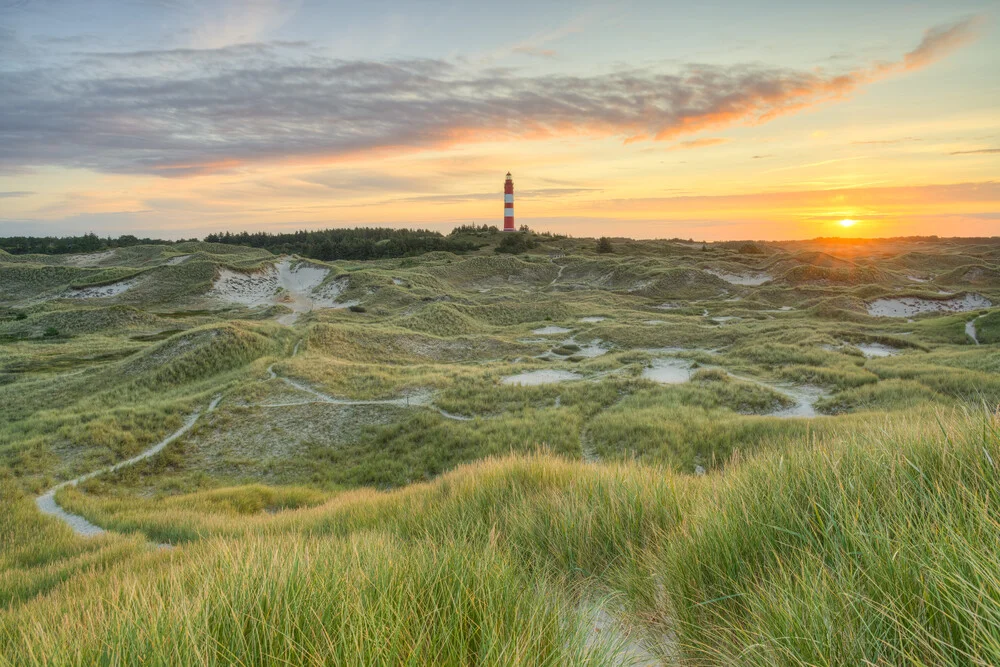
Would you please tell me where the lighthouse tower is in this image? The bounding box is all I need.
[503,172,515,232]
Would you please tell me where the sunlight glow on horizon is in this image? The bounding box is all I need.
[0,2,997,240]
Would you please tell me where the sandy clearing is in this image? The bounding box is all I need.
[855,343,898,358]
[36,396,221,537]
[533,326,572,335]
[210,265,280,307]
[539,337,610,360]
[210,259,357,324]
[579,316,607,323]
[642,358,693,384]
[503,370,582,386]
[866,294,991,317]
[61,250,115,267]
[64,278,140,299]
[165,254,191,265]
[705,269,772,286]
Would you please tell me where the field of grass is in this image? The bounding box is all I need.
[1,234,999,664]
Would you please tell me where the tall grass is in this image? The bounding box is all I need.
[652,409,1000,665]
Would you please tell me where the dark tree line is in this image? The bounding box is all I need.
[0,233,183,255]
[203,228,478,261]
[1,226,480,260]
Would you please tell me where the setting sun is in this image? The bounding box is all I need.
[839,219,858,228]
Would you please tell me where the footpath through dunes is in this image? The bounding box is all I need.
[36,396,221,538]
[4,235,1000,664]
[8,412,1000,666]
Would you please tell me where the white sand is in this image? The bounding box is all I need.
[210,259,357,324]
[502,370,582,386]
[65,278,140,299]
[866,294,991,317]
[61,250,115,267]
[642,358,693,384]
[532,326,572,335]
[967,319,981,345]
[855,343,898,358]
[705,269,772,286]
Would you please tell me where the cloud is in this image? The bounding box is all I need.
[669,138,730,150]
[900,16,985,71]
[511,46,557,59]
[850,137,920,145]
[951,148,1000,155]
[0,190,33,197]
[0,17,984,177]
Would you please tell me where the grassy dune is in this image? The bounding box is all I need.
[2,411,999,665]
[1,235,999,664]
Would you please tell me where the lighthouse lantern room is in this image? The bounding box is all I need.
[503,172,515,232]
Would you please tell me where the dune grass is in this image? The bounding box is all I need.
[3,411,1000,665]
[2,236,999,664]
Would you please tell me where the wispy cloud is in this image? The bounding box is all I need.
[669,138,730,150]
[0,190,33,198]
[951,148,1000,155]
[0,17,984,177]
[900,16,986,71]
[511,45,557,59]
[851,137,920,145]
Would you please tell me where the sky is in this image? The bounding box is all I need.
[0,0,998,241]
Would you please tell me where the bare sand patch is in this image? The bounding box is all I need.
[532,326,572,335]
[705,269,772,286]
[866,294,991,317]
[61,250,115,267]
[503,370,582,386]
[855,343,898,358]
[642,358,693,384]
[210,259,357,323]
[65,278,140,299]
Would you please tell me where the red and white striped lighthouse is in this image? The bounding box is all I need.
[503,172,515,232]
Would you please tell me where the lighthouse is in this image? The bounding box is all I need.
[503,172,515,232]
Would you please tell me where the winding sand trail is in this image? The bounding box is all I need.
[264,364,471,421]
[548,260,566,287]
[967,317,981,345]
[36,396,221,537]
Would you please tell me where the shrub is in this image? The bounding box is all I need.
[495,233,537,255]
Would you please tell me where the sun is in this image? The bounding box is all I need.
[838,219,858,228]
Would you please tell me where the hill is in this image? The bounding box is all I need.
[1,235,999,665]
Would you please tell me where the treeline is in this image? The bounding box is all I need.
[203,228,478,261]
[2,226,483,260]
[0,233,183,255]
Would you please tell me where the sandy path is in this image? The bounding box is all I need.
[967,317,982,345]
[263,364,471,421]
[36,396,221,537]
[548,260,566,287]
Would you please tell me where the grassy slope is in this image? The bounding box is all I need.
[1,236,1000,664]
[2,411,998,665]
